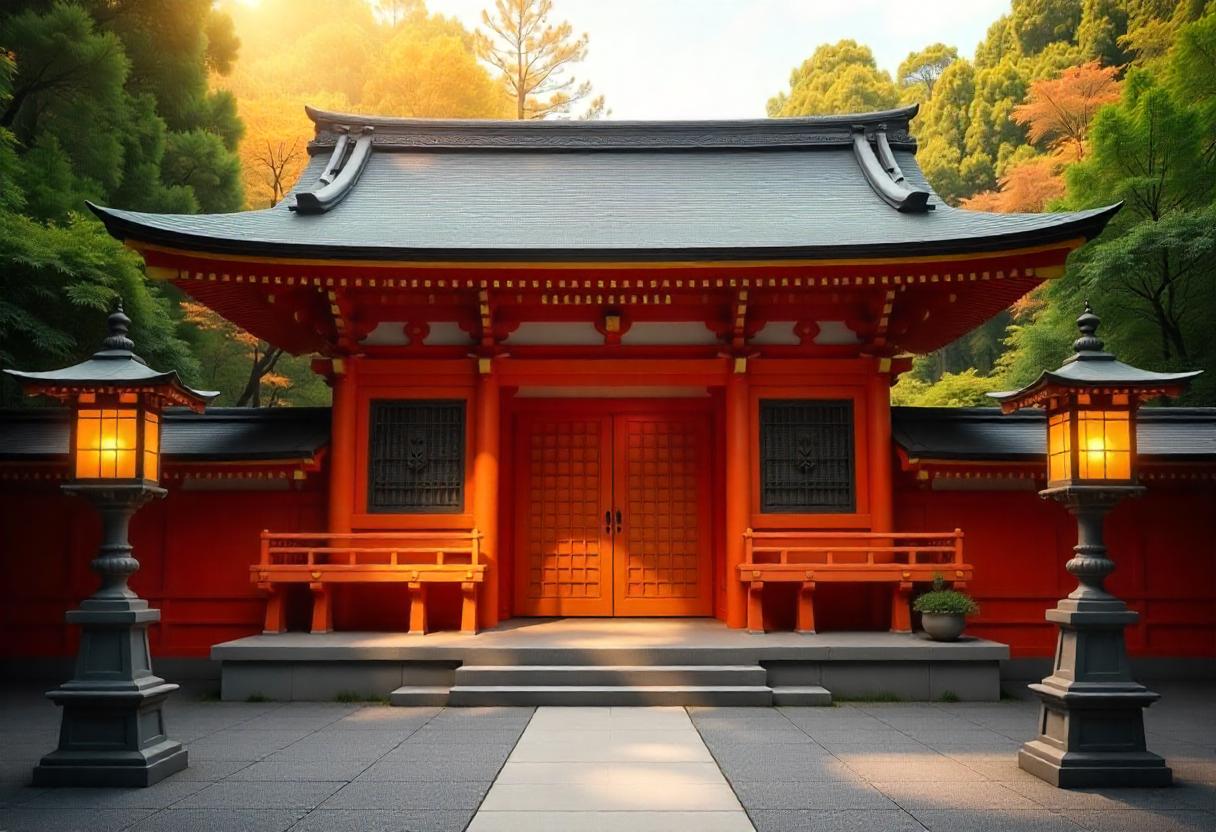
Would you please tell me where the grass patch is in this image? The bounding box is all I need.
[937,690,961,703]
[334,691,390,704]
[245,693,271,703]
[833,692,903,703]
[196,688,222,702]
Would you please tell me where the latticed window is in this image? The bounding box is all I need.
[759,399,855,513]
[367,400,466,513]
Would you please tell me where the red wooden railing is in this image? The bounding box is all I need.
[252,530,484,635]
[740,529,970,633]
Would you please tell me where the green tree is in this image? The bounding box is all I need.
[768,40,899,117]
[1,1,244,217]
[898,43,958,103]
[0,1,242,402]
[916,59,979,202]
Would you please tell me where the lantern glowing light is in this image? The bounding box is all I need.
[73,405,160,482]
[1044,397,1134,487]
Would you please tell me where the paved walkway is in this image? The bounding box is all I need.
[469,706,752,831]
[1,683,1214,831]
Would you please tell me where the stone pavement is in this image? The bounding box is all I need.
[469,706,752,831]
[1,682,1213,832]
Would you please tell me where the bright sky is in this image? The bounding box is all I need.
[428,0,1013,119]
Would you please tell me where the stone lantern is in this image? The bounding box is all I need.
[990,302,1199,788]
[5,301,216,787]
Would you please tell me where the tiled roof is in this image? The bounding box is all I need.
[88,105,1117,262]
[0,408,330,462]
[2,406,1211,467]
[891,406,1216,462]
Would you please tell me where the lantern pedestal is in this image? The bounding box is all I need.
[33,483,189,788]
[1018,485,1171,788]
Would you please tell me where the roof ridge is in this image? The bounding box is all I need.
[303,104,922,152]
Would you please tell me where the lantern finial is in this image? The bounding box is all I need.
[1073,301,1104,355]
[100,299,135,354]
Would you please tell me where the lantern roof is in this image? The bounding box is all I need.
[990,303,1201,412]
[4,303,218,412]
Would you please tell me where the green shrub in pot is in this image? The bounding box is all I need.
[913,575,978,641]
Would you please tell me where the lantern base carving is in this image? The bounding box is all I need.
[1019,485,1171,788]
[33,483,187,788]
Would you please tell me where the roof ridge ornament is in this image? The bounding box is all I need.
[293,125,375,215]
[1072,300,1106,356]
[852,126,932,213]
[99,299,137,356]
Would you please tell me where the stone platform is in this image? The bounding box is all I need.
[212,618,1008,705]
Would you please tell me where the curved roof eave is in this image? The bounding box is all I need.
[87,202,1121,264]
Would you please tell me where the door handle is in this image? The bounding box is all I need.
[605,511,612,534]
[615,509,622,534]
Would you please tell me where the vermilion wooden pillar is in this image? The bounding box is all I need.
[328,359,357,534]
[473,371,501,629]
[867,364,894,533]
[725,369,750,628]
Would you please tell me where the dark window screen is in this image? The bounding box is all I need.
[759,399,855,513]
[367,400,465,513]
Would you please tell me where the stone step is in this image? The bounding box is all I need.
[388,685,451,706]
[447,685,774,707]
[772,685,833,706]
[453,664,768,687]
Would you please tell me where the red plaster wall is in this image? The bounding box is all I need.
[3,476,1213,660]
[896,481,1216,658]
[1,481,325,659]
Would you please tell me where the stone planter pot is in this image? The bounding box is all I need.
[921,612,966,642]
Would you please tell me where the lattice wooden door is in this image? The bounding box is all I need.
[514,407,711,617]
[613,414,712,616]
[513,414,614,616]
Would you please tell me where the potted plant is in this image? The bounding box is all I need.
[913,575,978,641]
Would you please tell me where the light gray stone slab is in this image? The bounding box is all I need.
[125,808,306,832]
[870,780,1042,811]
[1060,809,1216,831]
[328,706,439,730]
[0,808,154,832]
[356,758,508,782]
[318,780,491,810]
[265,732,404,761]
[288,808,474,832]
[407,727,525,745]
[19,780,207,808]
[466,810,755,832]
[172,781,345,810]
[909,809,1086,831]
[732,780,897,810]
[749,808,926,832]
[226,760,371,782]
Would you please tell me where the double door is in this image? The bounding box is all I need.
[513,404,712,616]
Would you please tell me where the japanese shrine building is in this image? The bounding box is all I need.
[2,104,1213,689]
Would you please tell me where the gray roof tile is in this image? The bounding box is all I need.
[88,107,1117,261]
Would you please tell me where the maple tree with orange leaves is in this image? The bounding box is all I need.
[1013,62,1122,162]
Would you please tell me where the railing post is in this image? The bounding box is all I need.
[954,528,964,564]
[260,530,270,566]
